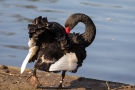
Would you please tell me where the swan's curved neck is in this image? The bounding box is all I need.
[65,13,96,47]
[76,14,96,47]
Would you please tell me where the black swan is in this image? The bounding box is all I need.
[21,13,96,89]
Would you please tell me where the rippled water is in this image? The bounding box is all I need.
[0,0,135,84]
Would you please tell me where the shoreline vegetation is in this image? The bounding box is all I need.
[0,65,134,90]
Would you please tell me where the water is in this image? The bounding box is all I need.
[0,0,135,84]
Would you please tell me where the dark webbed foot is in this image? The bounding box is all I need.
[27,75,41,88]
[27,68,41,88]
[37,71,69,89]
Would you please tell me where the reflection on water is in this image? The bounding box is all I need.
[28,0,58,3]
[80,2,123,8]
[0,44,28,50]
[0,0,135,84]
[11,14,33,22]
[106,18,119,22]
[37,9,67,13]
[0,31,16,36]
[0,54,16,58]
[0,13,33,22]
[7,55,16,58]
[3,4,37,9]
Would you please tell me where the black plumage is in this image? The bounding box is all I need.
[25,16,71,88]
[27,16,68,72]
[22,13,96,89]
[64,13,96,71]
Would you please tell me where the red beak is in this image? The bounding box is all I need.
[65,27,70,34]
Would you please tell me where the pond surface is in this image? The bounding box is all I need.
[0,0,135,84]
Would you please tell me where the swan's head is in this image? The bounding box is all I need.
[65,13,80,34]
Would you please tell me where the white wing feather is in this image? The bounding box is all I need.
[49,52,78,71]
[20,38,39,74]
[21,52,32,74]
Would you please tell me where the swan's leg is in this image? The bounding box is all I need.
[34,71,70,89]
[27,68,41,88]
[58,71,66,88]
